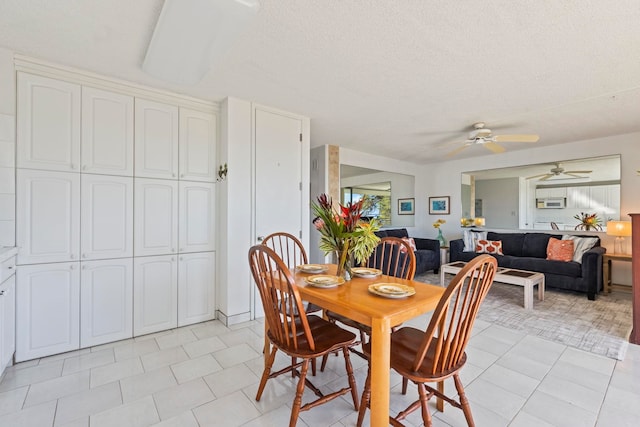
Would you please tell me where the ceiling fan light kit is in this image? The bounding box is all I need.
[445,122,539,157]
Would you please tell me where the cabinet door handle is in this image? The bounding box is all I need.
[82,253,87,258]
[82,165,87,170]
[0,290,4,296]
[7,266,13,269]
[70,265,74,270]
[71,164,75,169]
[70,254,75,259]
[172,173,176,178]
[180,174,184,178]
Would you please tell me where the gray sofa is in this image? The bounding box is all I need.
[374,228,441,274]
[450,231,605,300]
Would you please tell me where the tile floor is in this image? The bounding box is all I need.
[0,313,639,427]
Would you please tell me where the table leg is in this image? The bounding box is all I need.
[370,317,391,427]
[524,283,533,310]
[538,277,545,301]
[604,259,611,293]
[440,269,445,286]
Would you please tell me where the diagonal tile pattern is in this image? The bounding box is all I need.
[0,313,638,426]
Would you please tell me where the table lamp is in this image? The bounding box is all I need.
[606,221,632,254]
[474,217,485,227]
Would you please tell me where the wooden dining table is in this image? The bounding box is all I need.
[294,265,445,427]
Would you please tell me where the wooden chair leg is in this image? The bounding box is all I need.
[402,377,408,394]
[454,374,475,427]
[291,357,296,377]
[320,353,329,372]
[311,357,316,376]
[256,346,277,401]
[356,367,371,427]
[342,347,359,410]
[289,359,310,427]
[417,382,434,427]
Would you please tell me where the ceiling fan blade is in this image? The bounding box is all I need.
[539,174,554,181]
[445,144,470,157]
[564,173,589,178]
[493,134,540,143]
[563,170,592,174]
[483,142,506,154]
[526,173,550,180]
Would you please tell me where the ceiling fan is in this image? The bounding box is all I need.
[445,122,539,157]
[526,162,592,181]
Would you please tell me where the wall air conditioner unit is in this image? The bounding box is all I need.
[536,198,566,209]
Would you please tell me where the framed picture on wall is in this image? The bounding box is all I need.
[398,198,415,215]
[429,196,450,215]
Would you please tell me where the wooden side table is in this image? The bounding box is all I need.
[439,246,449,265]
[603,253,633,293]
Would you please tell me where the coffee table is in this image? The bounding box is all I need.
[440,261,545,310]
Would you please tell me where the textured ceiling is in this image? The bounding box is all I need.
[1,0,639,163]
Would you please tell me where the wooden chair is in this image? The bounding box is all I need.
[322,236,416,366]
[248,245,359,427]
[356,254,497,427]
[262,232,321,375]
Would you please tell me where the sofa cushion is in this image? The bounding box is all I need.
[463,229,487,252]
[562,235,599,263]
[383,228,409,238]
[522,233,562,258]
[509,256,582,277]
[546,238,574,262]
[476,240,504,255]
[487,232,525,257]
[401,237,417,251]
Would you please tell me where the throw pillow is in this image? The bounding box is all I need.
[561,235,599,263]
[400,237,417,253]
[547,238,574,262]
[463,229,487,252]
[476,240,504,255]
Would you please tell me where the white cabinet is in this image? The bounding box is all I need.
[179,182,216,253]
[535,187,566,199]
[179,108,217,182]
[16,169,80,265]
[81,87,134,176]
[566,186,590,209]
[133,255,178,336]
[80,259,133,347]
[134,179,179,256]
[17,73,81,172]
[16,263,80,362]
[178,252,215,327]
[134,99,179,179]
[0,253,16,373]
[81,174,133,260]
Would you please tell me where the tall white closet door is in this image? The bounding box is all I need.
[179,182,216,253]
[16,170,80,265]
[80,259,133,347]
[81,174,133,260]
[134,179,178,256]
[178,252,215,327]
[16,263,80,362]
[0,275,16,369]
[134,99,179,179]
[179,108,217,182]
[81,87,134,176]
[134,255,178,336]
[17,73,81,172]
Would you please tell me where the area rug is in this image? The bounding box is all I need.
[415,272,633,360]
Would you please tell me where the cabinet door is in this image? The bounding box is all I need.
[134,179,178,256]
[178,252,215,327]
[134,99,178,179]
[80,259,133,347]
[81,87,134,176]
[17,73,81,172]
[81,175,133,260]
[179,182,216,253]
[589,186,607,210]
[16,263,80,362]
[567,186,590,209]
[133,255,177,336]
[179,108,217,182]
[17,170,80,265]
[0,275,16,370]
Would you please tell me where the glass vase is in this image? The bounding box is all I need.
[437,228,447,248]
[335,249,352,281]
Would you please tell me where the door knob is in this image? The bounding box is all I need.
[257,236,264,242]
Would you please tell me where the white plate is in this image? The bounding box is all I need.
[368,283,415,298]
[305,275,345,288]
[297,264,328,273]
[351,267,382,278]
